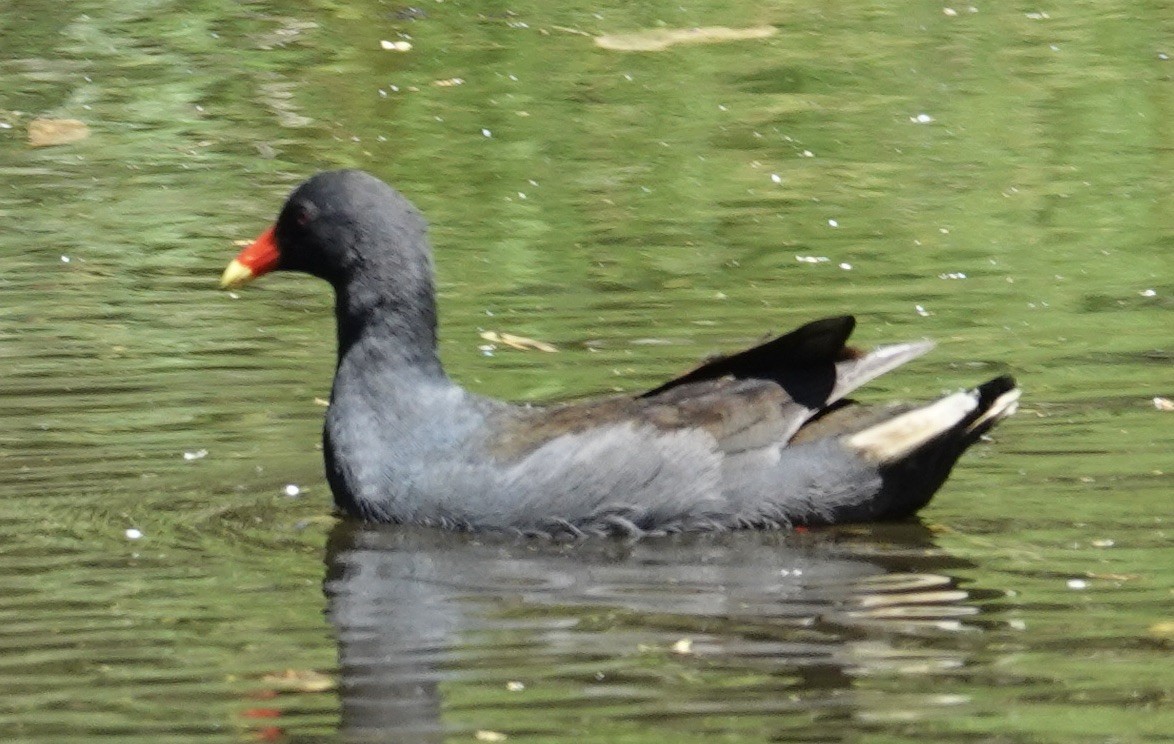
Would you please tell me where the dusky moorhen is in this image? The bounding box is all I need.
[221,170,1019,537]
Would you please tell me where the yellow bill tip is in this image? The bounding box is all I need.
[219,259,255,289]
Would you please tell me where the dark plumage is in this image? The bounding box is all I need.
[221,170,1019,537]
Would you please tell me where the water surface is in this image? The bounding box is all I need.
[0,1,1169,741]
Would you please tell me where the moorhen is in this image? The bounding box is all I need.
[221,170,1019,537]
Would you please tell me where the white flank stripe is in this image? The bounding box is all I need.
[845,391,978,463]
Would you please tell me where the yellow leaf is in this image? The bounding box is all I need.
[28,118,90,147]
[260,668,336,693]
[595,26,777,52]
[480,331,557,352]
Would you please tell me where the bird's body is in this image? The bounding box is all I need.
[222,170,1019,537]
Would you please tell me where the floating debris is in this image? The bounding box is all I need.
[506,681,525,692]
[1154,397,1173,411]
[479,331,557,353]
[283,484,302,498]
[125,528,143,540]
[432,77,465,87]
[595,26,777,52]
[1149,621,1174,638]
[380,39,412,52]
[475,731,507,742]
[911,113,934,123]
[183,449,208,461]
[671,638,694,655]
[796,255,830,264]
[261,669,336,692]
[1066,579,1087,590]
[28,118,90,147]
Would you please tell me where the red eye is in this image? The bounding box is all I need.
[296,208,313,226]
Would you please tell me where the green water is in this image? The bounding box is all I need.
[0,0,1170,741]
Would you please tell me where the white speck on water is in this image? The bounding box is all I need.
[283,484,301,498]
[939,227,950,234]
[0,122,11,129]
[506,681,525,692]
[839,262,853,270]
[479,345,495,356]
[770,173,781,184]
[378,89,388,97]
[800,150,814,157]
[796,255,830,264]
[183,449,208,461]
[718,104,728,111]
[528,179,538,186]
[508,74,518,81]
[1025,11,1050,20]
[623,73,633,81]
[911,113,934,123]
[517,192,526,200]
[828,219,839,227]
[915,304,930,317]
[61,255,70,263]
[1008,619,1027,631]
[1066,579,1088,590]
[1140,288,1156,297]
[380,39,412,51]
[1091,539,1115,548]
[125,528,143,540]
[481,128,492,137]
[943,7,957,16]
[939,272,967,280]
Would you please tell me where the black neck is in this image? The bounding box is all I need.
[334,278,446,379]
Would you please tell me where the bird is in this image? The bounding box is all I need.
[220,169,1019,538]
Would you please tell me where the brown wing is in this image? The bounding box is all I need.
[488,377,808,461]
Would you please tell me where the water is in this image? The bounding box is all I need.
[1,1,1170,741]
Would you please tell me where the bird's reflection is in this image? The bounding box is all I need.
[323,522,975,742]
